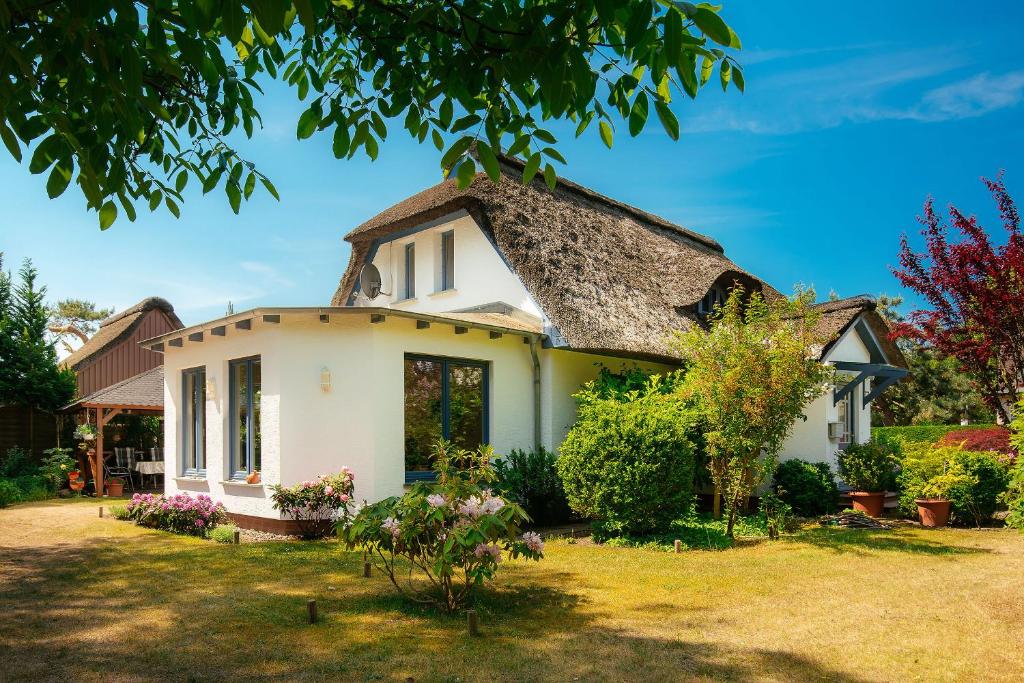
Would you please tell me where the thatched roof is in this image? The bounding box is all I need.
[63,366,164,411]
[332,156,780,360]
[811,296,907,368]
[61,297,183,371]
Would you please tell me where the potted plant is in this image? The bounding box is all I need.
[74,423,97,441]
[837,440,900,517]
[897,444,976,528]
[245,470,261,485]
[106,477,126,497]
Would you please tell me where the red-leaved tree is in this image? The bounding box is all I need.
[893,174,1024,424]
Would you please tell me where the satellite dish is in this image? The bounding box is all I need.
[358,263,388,299]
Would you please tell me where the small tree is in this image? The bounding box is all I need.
[47,299,113,354]
[671,287,830,537]
[892,174,1024,424]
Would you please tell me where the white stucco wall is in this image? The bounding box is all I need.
[162,312,541,518]
[357,212,543,318]
[779,319,874,467]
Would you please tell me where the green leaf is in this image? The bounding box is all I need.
[333,125,351,158]
[655,101,679,141]
[700,55,714,86]
[165,196,181,218]
[507,134,531,157]
[294,0,316,34]
[692,7,733,47]
[0,121,22,162]
[226,183,241,214]
[149,190,163,211]
[243,171,256,199]
[719,60,731,92]
[455,157,476,188]
[175,170,188,193]
[599,120,614,149]
[522,152,541,184]
[260,176,280,201]
[296,105,320,139]
[628,92,649,137]
[439,98,454,130]
[222,0,245,44]
[541,147,566,164]
[732,66,745,93]
[364,134,379,160]
[99,201,117,229]
[664,8,683,62]
[624,1,653,50]
[440,136,473,172]
[475,141,500,183]
[202,169,223,194]
[543,163,557,190]
[45,163,72,198]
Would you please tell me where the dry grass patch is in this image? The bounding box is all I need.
[1,499,1022,682]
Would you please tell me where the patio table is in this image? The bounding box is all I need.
[135,460,165,489]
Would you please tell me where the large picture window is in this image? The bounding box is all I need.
[181,367,206,475]
[404,354,487,479]
[230,357,261,479]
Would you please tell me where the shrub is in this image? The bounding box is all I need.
[38,448,77,491]
[126,492,228,536]
[837,439,901,492]
[759,491,791,540]
[269,469,355,539]
[343,440,543,612]
[492,447,572,527]
[12,475,52,502]
[557,384,697,536]
[210,525,239,543]
[0,478,21,508]
[598,513,769,551]
[109,504,130,520]
[898,443,1010,525]
[1004,460,1024,530]
[939,427,1014,456]
[871,424,997,445]
[0,446,34,478]
[772,459,839,516]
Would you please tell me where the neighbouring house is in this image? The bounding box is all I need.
[142,157,906,531]
[60,297,183,495]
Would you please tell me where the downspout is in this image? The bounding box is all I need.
[529,336,542,452]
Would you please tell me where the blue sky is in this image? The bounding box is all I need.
[3,2,1023,326]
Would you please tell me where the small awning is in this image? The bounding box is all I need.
[61,366,165,413]
[832,361,909,407]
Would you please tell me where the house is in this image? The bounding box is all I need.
[142,157,906,531]
[60,297,184,494]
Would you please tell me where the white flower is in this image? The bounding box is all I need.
[522,531,544,553]
[381,516,400,538]
[473,543,502,562]
[426,493,447,508]
[481,496,505,515]
[458,496,483,518]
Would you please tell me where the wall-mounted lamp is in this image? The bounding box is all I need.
[206,377,217,402]
[320,367,332,393]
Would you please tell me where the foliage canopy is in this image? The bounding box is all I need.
[0,0,744,227]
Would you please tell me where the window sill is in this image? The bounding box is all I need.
[174,475,208,482]
[429,288,457,298]
[392,296,418,307]
[220,480,265,489]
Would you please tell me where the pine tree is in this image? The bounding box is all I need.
[9,259,76,412]
[0,254,16,404]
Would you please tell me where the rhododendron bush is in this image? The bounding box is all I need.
[126,492,228,537]
[270,469,355,539]
[342,441,543,612]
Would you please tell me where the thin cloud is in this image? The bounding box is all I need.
[240,260,296,289]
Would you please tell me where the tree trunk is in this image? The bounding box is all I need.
[726,499,737,538]
[712,484,721,520]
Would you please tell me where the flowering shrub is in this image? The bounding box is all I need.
[269,469,355,539]
[39,448,77,491]
[342,440,543,612]
[126,492,228,536]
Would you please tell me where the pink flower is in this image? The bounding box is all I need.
[340,494,350,502]
[324,486,334,496]
[195,519,204,527]
[427,493,447,508]
[473,543,502,562]
[522,531,544,553]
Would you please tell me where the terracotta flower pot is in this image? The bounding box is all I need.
[106,481,125,497]
[69,480,85,493]
[849,491,885,517]
[916,499,951,528]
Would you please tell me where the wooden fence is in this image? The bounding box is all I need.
[0,405,60,460]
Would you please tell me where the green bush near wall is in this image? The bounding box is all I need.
[871,424,998,445]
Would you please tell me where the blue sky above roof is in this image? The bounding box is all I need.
[2,1,1022,325]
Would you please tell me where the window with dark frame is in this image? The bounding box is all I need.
[697,284,727,318]
[403,354,487,480]
[181,367,206,476]
[440,230,455,291]
[404,242,416,299]
[230,356,261,479]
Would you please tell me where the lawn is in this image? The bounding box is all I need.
[2,500,1023,682]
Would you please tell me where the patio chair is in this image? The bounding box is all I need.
[150,447,164,462]
[106,447,136,493]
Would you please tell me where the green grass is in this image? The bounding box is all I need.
[2,498,1023,682]
[600,512,768,551]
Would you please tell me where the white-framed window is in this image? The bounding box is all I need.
[439,229,455,291]
[697,284,727,318]
[836,387,857,448]
[181,366,206,476]
[403,242,416,299]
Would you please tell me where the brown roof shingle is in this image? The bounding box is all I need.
[64,366,165,410]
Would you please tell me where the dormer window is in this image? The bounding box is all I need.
[439,229,455,291]
[697,284,727,318]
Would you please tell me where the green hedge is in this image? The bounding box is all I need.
[871,424,998,445]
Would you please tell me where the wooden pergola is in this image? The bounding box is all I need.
[61,367,165,497]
